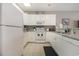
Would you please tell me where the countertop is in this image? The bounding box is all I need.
[57,33,79,41]
[56,32,79,46]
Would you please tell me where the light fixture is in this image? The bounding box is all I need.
[24,3,31,7]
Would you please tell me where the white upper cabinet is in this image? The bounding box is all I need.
[50,15,56,25]
[28,15,35,25]
[23,14,29,25]
[24,14,56,25]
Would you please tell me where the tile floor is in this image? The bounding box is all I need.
[23,42,51,56]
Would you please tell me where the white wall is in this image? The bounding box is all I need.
[45,11,79,28]
[1,3,24,56]
[54,11,79,28]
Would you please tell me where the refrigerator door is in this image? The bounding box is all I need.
[1,26,24,56]
[1,3,23,26]
[0,3,24,56]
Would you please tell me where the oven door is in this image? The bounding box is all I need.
[35,32,46,41]
[35,28,46,41]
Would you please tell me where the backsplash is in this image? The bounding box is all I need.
[24,25,56,32]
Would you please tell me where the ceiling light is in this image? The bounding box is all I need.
[24,3,31,7]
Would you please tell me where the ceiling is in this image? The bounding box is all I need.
[17,3,79,12]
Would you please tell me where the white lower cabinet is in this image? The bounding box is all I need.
[46,32,63,55]
[25,32,79,56]
[25,32,46,42]
[53,34,63,55]
[50,33,79,56]
[46,32,56,47]
[60,37,79,56]
[27,32,35,42]
[46,32,55,42]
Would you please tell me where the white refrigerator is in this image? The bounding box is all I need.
[0,3,24,56]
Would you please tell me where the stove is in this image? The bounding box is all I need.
[35,27,46,41]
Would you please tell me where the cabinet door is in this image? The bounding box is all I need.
[23,14,30,25]
[41,15,45,25]
[35,15,45,25]
[45,15,51,25]
[53,35,79,56]
[28,32,35,41]
[54,34,63,55]
[26,14,56,25]
[46,32,55,42]
[31,15,37,25]
[61,36,79,56]
[36,15,41,25]
[45,15,56,25]
[27,15,32,25]
[50,15,56,25]
[27,15,38,25]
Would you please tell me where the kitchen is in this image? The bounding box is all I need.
[0,3,79,56]
[21,3,79,56]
